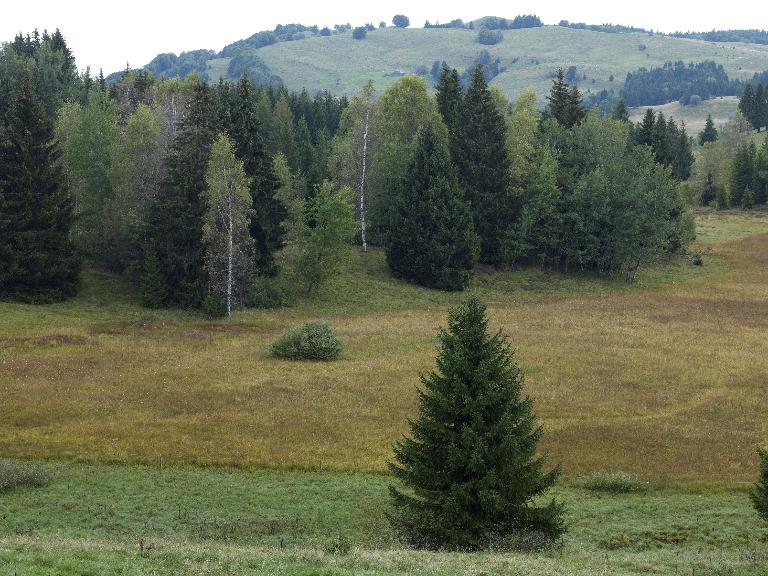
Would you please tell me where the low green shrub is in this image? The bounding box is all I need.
[271,322,342,361]
[0,459,53,493]
[201,293,227,319]
[580,471,648,494]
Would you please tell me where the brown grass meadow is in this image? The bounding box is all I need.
[1,210,767,488]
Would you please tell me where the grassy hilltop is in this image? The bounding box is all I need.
[237,26,768,102]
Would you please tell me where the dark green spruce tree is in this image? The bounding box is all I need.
[565,84,586,128]
[144,80,216,308]
[739,83,757,129]
[545,68,571,127]
[435,64,463,162]
[228,75,285,276]
[652,112,673,166]
[670,119,694,180]
[754,139,768,205]
[389,298,565,550]
[0,71,80,302]
[386,123,479,291]
[635,108,656,147]
[753,447,768,525]
[612,99,630,122]
[699,114,718,145]
[456,64,514,266]
[730,142,756,207]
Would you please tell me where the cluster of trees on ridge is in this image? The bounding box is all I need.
[621,60,743,107]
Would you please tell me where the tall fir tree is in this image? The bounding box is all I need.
[389,298,565,550]
[612,99,630,123]
[545,68,571,127]
[435,64,463,162]
[457,64,514,266]
[651,111,672,166]
[739,83,757,129]
[670,120,694,180]
[565,84,586,128]
[754,84,766,131]
[729,141,756,207]
[699,114,718,145]
[228,75,285,276]
[144,80,216,308]
[635,108,656,147]
[387,123,479,291]
[754,139,768,205]
[0,71,80,301]
[272,93,298,169]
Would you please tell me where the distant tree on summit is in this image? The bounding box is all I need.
[352,26,367,40]
[392,15,410,28]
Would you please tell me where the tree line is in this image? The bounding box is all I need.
[621,60,744,107]
[1,29,694,308]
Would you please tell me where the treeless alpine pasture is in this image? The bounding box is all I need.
[1,210,766,487]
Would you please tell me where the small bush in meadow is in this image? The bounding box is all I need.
[581,471,647,494]
[0,459,53,493]
[271,322,342,361]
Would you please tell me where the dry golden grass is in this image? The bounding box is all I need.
[1,210,767,488]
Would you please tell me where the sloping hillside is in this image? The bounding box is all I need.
[248,26,768,101]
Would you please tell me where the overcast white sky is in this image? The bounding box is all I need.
[3,1,768,73]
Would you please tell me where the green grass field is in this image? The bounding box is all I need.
[247,26,768,105]
[2,210,768,574]
[1,463,767,575]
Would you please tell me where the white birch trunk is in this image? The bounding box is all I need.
[359,106,370,252]
[227,185,234,319]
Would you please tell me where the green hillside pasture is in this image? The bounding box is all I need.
[255,26,768,103]
[1,462,767,575]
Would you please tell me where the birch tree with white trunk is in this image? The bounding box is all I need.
[329,81,375,250]
[202,134,255,319]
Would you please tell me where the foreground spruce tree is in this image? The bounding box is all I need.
[387,123,478,291]
[389,299,565,550]
[0,72,80,302]
[753,447,768,524]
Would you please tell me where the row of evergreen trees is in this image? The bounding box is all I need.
[620,60,742,107]
[633,108,695,180]
[383,65,693,290]
[727,140,768,207]
[0,32,80,302]
[738,82,768,132]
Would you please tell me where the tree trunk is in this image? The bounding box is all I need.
[359,106,370,252]
[227,188,233,319]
